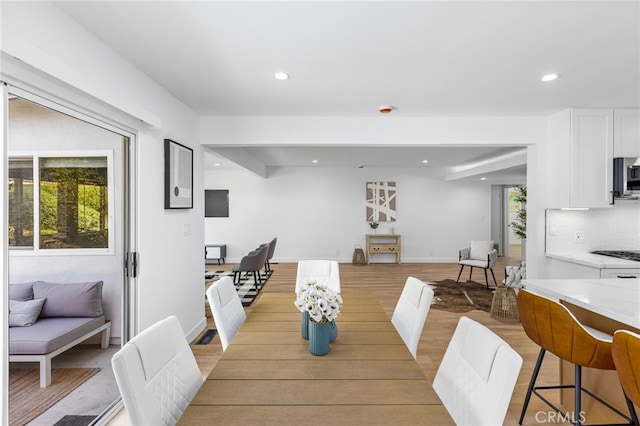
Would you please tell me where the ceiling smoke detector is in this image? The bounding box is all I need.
[378,105,394,114]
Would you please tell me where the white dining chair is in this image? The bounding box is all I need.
[206,276,247,351]
[295,260,341,294]
[390,276,434,359]
[111,315,203,426]
[433,316,523,426]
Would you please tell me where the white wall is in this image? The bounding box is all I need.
[1,2,206,341]
[205,166,493,264]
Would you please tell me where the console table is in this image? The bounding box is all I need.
[366,234,401,264]
[205,244,226,265]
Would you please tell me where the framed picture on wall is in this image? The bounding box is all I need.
[366,181,397,221]
[164,138,193,209]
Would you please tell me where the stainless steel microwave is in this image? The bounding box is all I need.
[613,157,640,199]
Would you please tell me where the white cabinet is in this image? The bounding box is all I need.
[600,268,639,279]
[547,108,613,208]
[614,108,640,157]
[548,258,600,279]
[205,244,226,265]
[548,258,639,279]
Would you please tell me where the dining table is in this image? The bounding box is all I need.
[179,291,453,425]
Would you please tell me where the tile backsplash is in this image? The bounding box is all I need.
[546,202,640,253]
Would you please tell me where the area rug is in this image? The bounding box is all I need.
[428,279,494,313]
[205,269,271,306]
[9,367,100,426]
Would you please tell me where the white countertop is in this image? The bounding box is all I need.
[522,278,640,330]
[546,252,640,269]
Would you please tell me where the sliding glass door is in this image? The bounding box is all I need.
[5,88,136,424]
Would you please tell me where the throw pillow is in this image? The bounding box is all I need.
[469,240,495,261]
[9,281,41,301]
[34,281,104,318]
[9,298,46,327]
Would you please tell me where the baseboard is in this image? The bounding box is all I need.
[186,316,207,344]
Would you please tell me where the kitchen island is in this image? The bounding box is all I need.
[522,277,640,331]
[521,278,640,423]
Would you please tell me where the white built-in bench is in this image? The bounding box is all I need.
[8,280,111,387]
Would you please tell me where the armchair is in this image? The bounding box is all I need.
[456,240,498,289]
[233,245,269,290]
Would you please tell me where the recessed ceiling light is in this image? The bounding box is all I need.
[214,163,221,167]
[541,73,560,82]
[274,72,290,80]
[480,177,487,181]
[312,159,318,164]
[422,160,429,164]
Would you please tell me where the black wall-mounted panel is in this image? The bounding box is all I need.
[205,190,229,217]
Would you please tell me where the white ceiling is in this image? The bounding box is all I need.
[55,1,640,179]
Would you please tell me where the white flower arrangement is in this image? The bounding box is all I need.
[294,280,343,323]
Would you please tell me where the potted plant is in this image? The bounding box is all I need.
[294,281,342,355]
[369,222,379,234]
[509,185,526,260]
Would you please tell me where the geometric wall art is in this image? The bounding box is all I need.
[365,181,397,222]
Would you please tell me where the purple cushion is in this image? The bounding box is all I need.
[33,281,104,318]
[9,282,41,301]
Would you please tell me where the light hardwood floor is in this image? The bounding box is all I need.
[110,253,620,425]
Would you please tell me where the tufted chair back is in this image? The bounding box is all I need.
[111,315,203,426]
[391,276,434,359]
[206,276,247,351]
[433,316,523,426]
[295,260,341,294]
[517,289,615,369]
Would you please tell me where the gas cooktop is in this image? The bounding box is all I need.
[591,250,640,262]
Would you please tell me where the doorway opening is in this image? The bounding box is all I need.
[491,184,526,261]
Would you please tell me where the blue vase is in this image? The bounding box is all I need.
[309,320,331,356]
[329,320,338,342]
[301,311,309,340]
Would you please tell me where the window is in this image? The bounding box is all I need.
[9,153,113,252]
[8,157,34,247]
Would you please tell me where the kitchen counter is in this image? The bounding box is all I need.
[546,252,640,269]
[522,278,640,330]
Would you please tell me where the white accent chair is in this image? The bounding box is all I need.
[456,240,498,289]
[391,276,434,359]
[206,276,247,351]
[111,315,203,426]
[295,260,341,294]
[433,316,523,426]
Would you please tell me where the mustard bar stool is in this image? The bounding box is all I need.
[517,290,634,425]
[611,330,640,425]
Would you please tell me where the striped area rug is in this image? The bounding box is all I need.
[205,270,272,306]
[9,368,100,426]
